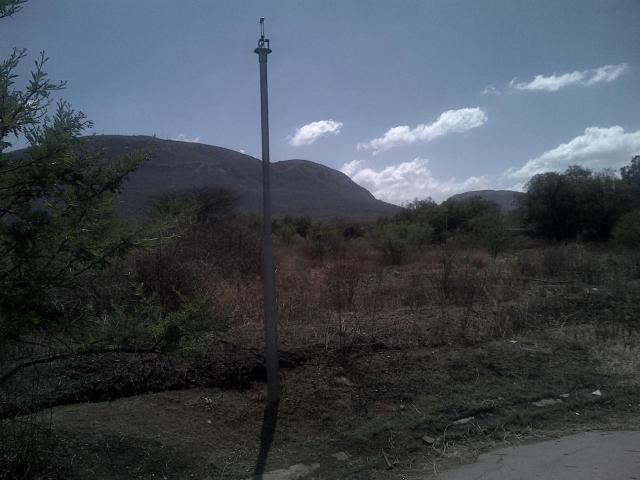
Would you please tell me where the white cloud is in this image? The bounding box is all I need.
[288,119,343,146]
[341,159,363,177]
[341,158,490,204]
[358,107,487,154]
[344,125,640,202]
[505,126,640,180]
[481,85,502,96]
[173,133,202,143]
[510,63,628,92]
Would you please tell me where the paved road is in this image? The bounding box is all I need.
[434,431,640,479]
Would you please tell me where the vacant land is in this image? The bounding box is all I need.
[2,242,639,479]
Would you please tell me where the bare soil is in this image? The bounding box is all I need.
[5,329,639,479]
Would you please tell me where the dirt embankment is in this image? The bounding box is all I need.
[0,347,304,419]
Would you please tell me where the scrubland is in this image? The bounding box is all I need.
[2,197,639,478]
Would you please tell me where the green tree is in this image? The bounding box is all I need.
[369,221,432,264]
[0,0,25,18]
[520,166,632,241]
[470,212,509,258]
[398,197,439,224]
[0,15,144,337]
[440,197,500,233]
[520,172,573,240]
[621,155,640,189]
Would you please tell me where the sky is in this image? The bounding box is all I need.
[2,0,640,204]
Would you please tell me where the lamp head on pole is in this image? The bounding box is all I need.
[255,17,271,55]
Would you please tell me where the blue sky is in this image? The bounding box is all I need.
[3,0,640,203]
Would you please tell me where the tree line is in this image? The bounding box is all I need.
[521,160,640,243]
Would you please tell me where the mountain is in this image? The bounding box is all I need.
[446,189,523,212]
[80,135,401,219]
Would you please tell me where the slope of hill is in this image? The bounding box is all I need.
[79,135,401,220]
[447,189,523,211]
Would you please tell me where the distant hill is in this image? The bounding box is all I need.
[79,135,400,220]
[446,189,523,212]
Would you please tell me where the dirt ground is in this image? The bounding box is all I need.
[5,326,639,480]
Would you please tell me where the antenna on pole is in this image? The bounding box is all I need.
[253,16,279,478]
[254,16,277,401]
[257,17,270,50]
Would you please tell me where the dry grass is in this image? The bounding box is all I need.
[3,236,640,479]
[202,241,639,357]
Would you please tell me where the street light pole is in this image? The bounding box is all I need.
[254,18,280,409]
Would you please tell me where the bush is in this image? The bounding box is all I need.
[75,187,258,343]
[398,196,500,242]
[369,222,433,265]
[147,187,261,279]
[440,197,500,234]
[273,221,298,245]
[429,251,485,307]
[541,246,565,277]
[305,223,344,259]
[148,187,239,226]
[89,288,227,353]
[470,212,509,258]
[613,210,640,248]
[273,216,311,242]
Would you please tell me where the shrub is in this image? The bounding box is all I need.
[369,222,433,265]
[273,216,311,239]
[514,251,536,277]
[273,221,297,245]
[541,246,565,277]
[147,187,261,278]
[148,187,239,226]
[439,197,500,234]
[87,286,227,353]
[470,212,509,258]
[430,251,485,307]
[325,256,361,312]
[613,210,640,248]
[305,223,344,259]
[76,187,258,339]
[396,196,500,242]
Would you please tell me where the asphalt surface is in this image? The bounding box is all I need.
[434,431,640,479]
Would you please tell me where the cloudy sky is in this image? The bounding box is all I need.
[3,0,639,204]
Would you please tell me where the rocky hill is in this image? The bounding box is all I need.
[80,135,401,220]
[447,189,523,211]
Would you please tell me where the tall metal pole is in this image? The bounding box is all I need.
[254,19,280,408]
